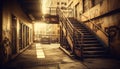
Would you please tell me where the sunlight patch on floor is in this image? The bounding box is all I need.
[36,43,45,58]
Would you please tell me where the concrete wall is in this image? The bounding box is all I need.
[0,0,33,64]
[67,0,120,58]
[0,0,2,43]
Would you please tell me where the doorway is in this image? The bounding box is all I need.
[34,22,60,43]
[11,14,17,54]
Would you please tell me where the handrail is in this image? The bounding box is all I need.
[80,14,108,37]
[57,8,84,58]
[58,8,84,36]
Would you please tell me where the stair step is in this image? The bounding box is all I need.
[83,38,97,40]
[74,24,85,27]
[80,30,90,32]
[77,28,88,31]
[75,34,95,38]
[84,41,99,44]
[83,35,95,38]
[84,33,93,35]
[75,43,104,49]
[83,51,105,55]
[83,55,107,58]
[76,27,86,29]
[83,46,104,49]
[75,35,95,39]
[78,31,89,33]
[77,27,86,29]
[80,44,102,47]
[76,40,99,44]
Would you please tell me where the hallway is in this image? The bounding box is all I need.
[0,0,120,68]
[3,43,86,69]
[2,43,120,69]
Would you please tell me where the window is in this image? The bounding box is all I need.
[61,2,67,5]
[64,2,67,5]
[57,2,59,5]
[92,0,103,7]
[83,0,103,12]
[61,7,66,10]
[61,2,64,5]
[83,0,90,12]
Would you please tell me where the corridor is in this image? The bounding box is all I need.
[0,0,120,68]
[2,43,86,69]
[2,43,120,69]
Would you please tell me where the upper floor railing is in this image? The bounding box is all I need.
[48,7,57,15]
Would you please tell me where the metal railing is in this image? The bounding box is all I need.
[43,7,58,15]
[80,14,108,37]
[57,8,84,58]
[49,7,57,15]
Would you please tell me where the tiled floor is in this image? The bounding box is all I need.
[2,43,120,69]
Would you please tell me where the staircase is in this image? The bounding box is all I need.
[68,18,108,58]
[57,8,109,59]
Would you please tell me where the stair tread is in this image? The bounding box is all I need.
[75,34,93,36]
[76,43,101,46]
[84,54,106,56]
[75,36,96,38]
[83,50,105,53]
[83,40,98,42]
[83,38,97,40]
[83,43,101,46]
[79,44,101,46]
[76,41,99,44]
[83,55,107,57]
[83,51,106,55]
[83,37,96,39]
[84,33,93,35]
[83,46,104,49]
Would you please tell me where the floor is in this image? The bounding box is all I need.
[2,43,120,69]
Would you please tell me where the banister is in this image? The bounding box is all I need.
[57,7,84,40]
[80,14,108,37]
[57,8,84,58]
[58,8,84,36]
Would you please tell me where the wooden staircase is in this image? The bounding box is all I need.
[68,18,108,58]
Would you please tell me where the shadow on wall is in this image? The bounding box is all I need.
[105,25,120,59]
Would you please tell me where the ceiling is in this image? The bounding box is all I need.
[18,0,42,21]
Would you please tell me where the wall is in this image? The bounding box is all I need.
[67,0,120,58]
[0,0,33,64]
[80,0,120,58]
[0,0,2,43]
